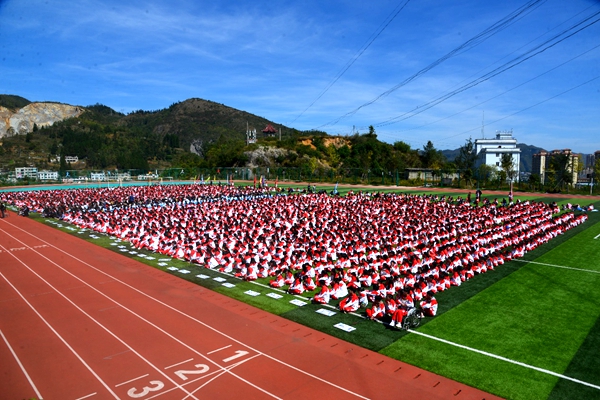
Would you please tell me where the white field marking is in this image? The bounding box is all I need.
[242,279,367,319]
[0,242,199,400]
[3,222,371,400]
[0,272,119,399]
[594,233,600,240]
[207,345,232,355]
[114,373,149,387]
[75,392,97,400]
[513,259,600,274]
[164,358,194,370]
[408,329,600,391]
[0,328,44,400]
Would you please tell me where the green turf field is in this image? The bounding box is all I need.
[14,185,600,400]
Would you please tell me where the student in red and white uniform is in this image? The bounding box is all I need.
[244,263,258,281]
[303,275,317,292]
[330,279,348,299]
[366,297,386,320]
[339,290,360,313]
[312,285,331,304]
[288,275,305,295]
[269,273,285,288]
[420,292,438,317]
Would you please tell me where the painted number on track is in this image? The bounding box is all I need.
[174,364,210,380]
[222,350,249,362]
[127,380,165,398]
[126,364,210,398]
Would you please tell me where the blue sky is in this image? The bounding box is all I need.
[1,0,599,153]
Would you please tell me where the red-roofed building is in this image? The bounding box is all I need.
[262,124,277,137]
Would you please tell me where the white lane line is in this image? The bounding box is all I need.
[513,259,600,274]
[75,392,97,400]
[0,272,119,399]
[408,329,600,390]
[164,358,194,370]
[4,222,374,399]
[0,328,44,400]
[115,374,149,387]
[0,242,199,400]
[206,345,231,355]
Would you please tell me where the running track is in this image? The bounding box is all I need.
[0,215,500,400]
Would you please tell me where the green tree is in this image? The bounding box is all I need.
[421,140,445,169]
[549,153,574,191]
[455,138,477,187]
[500,153,516,184]
[528,173,541,191]
[476,163,496,187]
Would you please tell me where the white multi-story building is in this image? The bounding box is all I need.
[474,130,521,181]
[37,170,59,181]
[15,167,38,179]
[90,172,107,181]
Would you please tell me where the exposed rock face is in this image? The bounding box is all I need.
[0,102,84,137]
[245,146,290,168]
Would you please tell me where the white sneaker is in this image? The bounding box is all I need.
[389,321,395,327]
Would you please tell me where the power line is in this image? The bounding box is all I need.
[372,9,600,129]
[380,42,600,134]
[289,0,411,125]
[392,73,600,149]
[315,0,547,129]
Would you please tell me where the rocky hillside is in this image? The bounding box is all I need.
[0,101,84,138]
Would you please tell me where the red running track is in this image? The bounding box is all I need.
[0,216,501,400]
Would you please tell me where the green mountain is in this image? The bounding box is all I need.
[0,94,31,110]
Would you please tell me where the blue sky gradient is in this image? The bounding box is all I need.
[1,0,599,153]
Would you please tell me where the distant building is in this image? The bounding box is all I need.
[15,167,38,179]
[90,172,107,181]
[37,170,59,181]
[474,130,521,181]
[262,124,278,138]
[50,155,79,163]
[246,123,257,145]
[532,149,579,185]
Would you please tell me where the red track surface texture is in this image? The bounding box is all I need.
[0,216,501,400]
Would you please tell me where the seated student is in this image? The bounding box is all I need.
[244,263,258,281]
[330,278,348,299]
[366,297,386,320]
[420,292,438,317]
[397,291,414,309]
[312,285,331,304]
[288,275,305,295]
[269,273,285,288]
[283,270,295,285]
[339,289,360,313]
[389,306,409,328]
[303,275,317,292]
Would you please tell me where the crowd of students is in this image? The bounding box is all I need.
[0,184,588,328]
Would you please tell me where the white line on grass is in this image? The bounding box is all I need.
[0,328,44,400]
[513,259,600,274]
[408,329,600,390]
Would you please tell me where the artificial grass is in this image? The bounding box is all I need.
[381,208,600,399]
